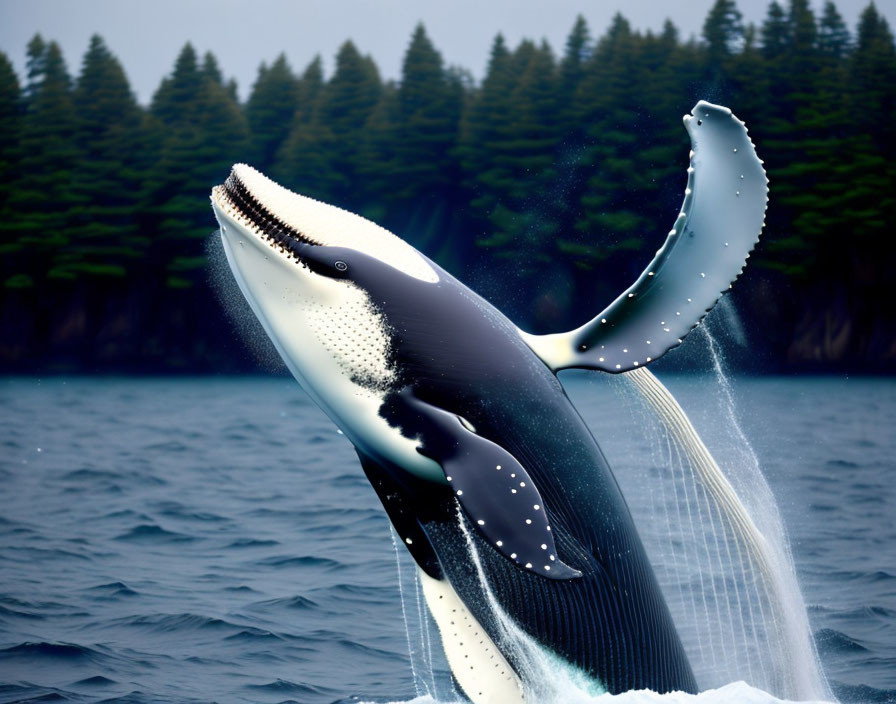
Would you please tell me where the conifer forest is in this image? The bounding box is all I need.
[1,0,894,372]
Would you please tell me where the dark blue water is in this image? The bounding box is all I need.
[0,375,893,703]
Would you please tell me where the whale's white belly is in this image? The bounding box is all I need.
[418,568,524,704]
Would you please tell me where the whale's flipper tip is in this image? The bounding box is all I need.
[522,101,767,374]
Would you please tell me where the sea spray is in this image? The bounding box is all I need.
[700,325,831,700]
[622,363,831,701]
[391,526,426,697]
[391,526,459,701]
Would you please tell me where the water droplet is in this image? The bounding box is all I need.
[496,465,502,470]
[497,540,503,547]
[525,519,532,524]
[405,537,413,544]
[533,504,540,510]
[541,544,548,550]
[601,318,607,324]
[525,563,532,569]
[701,272,706,278]
[447,476,452,481]
[511,553,517,559]
[615,364,621,369]
[733,148,738,153]
[598,357,605,362]
[457,490,463,496]
[477,519,485,526]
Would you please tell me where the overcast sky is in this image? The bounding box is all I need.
[1,0,892,104]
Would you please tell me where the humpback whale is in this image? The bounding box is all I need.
[210,100,767,701]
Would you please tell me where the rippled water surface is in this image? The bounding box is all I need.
[0,375,893,703]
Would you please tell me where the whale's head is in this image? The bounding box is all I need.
[210,165,441,469]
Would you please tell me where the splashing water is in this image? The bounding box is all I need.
[614,327,830,701]
[390,526,458,701]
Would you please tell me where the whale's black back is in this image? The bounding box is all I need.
[342,251,698,694]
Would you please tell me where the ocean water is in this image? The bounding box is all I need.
[0,374,893,704]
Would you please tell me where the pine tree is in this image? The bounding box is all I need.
[6,40,80,276]
[322,41,381,139]
[761,1,790,58]
[703,0,744,63]
[275,41,380,209]
[818,1,851,58]
[379,24,462,215]
[850,3,896,153]
[201,51,223,84]
[560,15,591,97]
[246,54,299,171]
[475,39,559,255]
[0,53,21,203]
[54,35,147,281]
[575,15,647,262]
[297,55,324,116]
[24,34,47,100]
[144,43,249,288]
[269,56,325,189]
[0,52,24,288]
[842,3,896,264]
[458,33,513,217]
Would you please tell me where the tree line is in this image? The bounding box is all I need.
[1,0,894,372]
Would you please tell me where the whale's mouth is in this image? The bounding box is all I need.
[212,167,321,261]
[211,163,439,282]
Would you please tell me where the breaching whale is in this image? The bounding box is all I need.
[210,100,767,701]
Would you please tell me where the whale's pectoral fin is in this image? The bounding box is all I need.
[382,389,581,580]
[521,100,768,374]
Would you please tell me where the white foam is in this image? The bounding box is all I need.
[358,680,833,704]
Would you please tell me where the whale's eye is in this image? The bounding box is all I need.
[335,261,348,272]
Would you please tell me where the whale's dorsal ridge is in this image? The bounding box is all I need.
[521,100,768,374]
